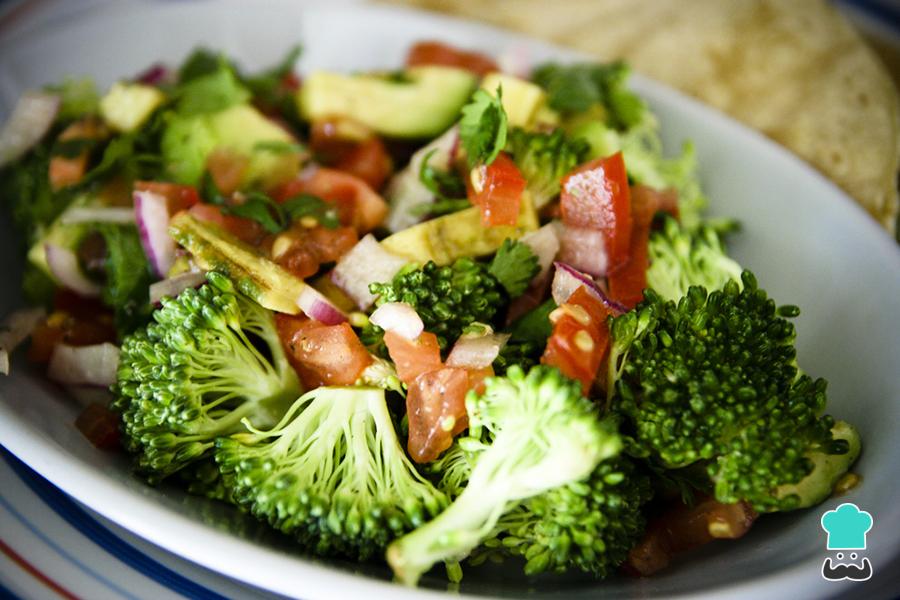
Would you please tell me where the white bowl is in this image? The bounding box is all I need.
[1,2,898,598]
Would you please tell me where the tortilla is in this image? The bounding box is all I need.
[388,0,900,233]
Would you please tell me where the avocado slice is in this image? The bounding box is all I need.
[298,66,477,139]
[480,73,548,129]
[161,104,301,189]
[27,193,98,277]
[169,212,306,314]
[99,82,166,133]
[380,192,539,265]
[773,420,862,510]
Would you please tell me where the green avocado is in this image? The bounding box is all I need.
[298,66,477,139]
[161,104,301,189]
[27,193,98,277]
[168,212,306,314]
[774,420,862,510]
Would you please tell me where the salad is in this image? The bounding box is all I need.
[0,41,862,586]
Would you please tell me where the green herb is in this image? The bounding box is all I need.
[96,224,154,335]
[418,148,466,201]
[21,263,57,308]
[459,87,508,168]
[217,191,340,234]
[174,61,250,116]
[488,238,539,297]
[199,171,228,205]
[409,198,471,218]
[177,48,227,84]
[45,77,100,122]
[531,61,645,130]
[243,45,302,125]
[223,192,286,234]
[281,193,340,229]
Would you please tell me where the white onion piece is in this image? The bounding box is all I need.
[45,243,102,297]
[60,206,136,225]
[446,332,511,369]
[558,225,608,277]
[134,190,175,277]
[148,270,208,305]
[369,302,424,340]
[0,91,59,167]
[297,286,347,325]
[331,234,409,309]
[0,307,46,375]
[47,343,120,387]
[385,125,459,232]
[521,223,561,282]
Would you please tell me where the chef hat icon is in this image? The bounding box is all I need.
[821,503,873,550]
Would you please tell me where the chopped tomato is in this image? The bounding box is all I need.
[561,152,632,273]
[280,72,301,91]
[275,314,372,388]
[274,167,388,233]
[269,223,358,280]
[406,367,471,463]
[541,286,612,394]
[333,139,393,192]
[607,185,680,309]
[468,153,525,227]
[466,365,494,394]
[49,118,107,191]
[28,295,117,363]
[383,330,443,385]
[406,41,499,77]
[134,180,200,213]
[206,148,249,197]
[75,402,122,451]
[188,202,266,245]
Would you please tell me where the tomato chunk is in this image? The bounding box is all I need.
[607,185,680,309]
[561,152,632,273]
[268,223,358,280]
[310,119,393,191]
[134,180,200,213]
[49,118,107,191]
[275,314,372,388]
[406,367,471,463]
[541,286,612,393]
[205,148,249,197]
[384,330,443,385]
[274,167,388,233]
[76,402,122,451]
[468,153,525,227]
[407,41,499,77]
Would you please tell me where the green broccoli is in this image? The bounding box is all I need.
[214,386,448,560]
[366,239,539,350]
[112,272,300,483]
[606,272,859,512]
[646,217,744,302]
[387,365,621,586]
[505,127,589,208]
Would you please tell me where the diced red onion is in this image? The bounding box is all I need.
[385,125,459,232]
[0,91,59,167]
[47,342,120,387]
[297,285,347,325]
[45,243,102,297]
[446,332,510,369]
[369,302,424,340]
[331,234,409,309]
[148,270,208,305]
[521,223,561,282]
[135,63,172,86]
[60,206,136,225]
[552,262,627,314]
[0,307,47,375]
[558,224,608,277]
[134,189,175,277]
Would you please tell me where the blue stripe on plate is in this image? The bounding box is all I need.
[1,448,229,600]
[837,0,900,34]
[0,578,23,600]
[0,493,139,599]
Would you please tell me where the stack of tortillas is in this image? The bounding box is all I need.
[387,0,900,233]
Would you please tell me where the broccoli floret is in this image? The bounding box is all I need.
[646,217,744,302]
[505,127,589,208]
[214,386,448,560]
[366,240,538,350]
[607,272,858,512]
[484,456,653,577]
[387,365,621,586]
[112,272,300,483]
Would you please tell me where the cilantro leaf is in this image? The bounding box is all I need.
[223,192,286,233]
[488,238,539,297]
[174,61,250,116]
[96,224,154,335]
[459,87,508,168]
[418,148,466,201]
[281,194,340,229]
[531,61,645,130]
[177,48,227,83]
